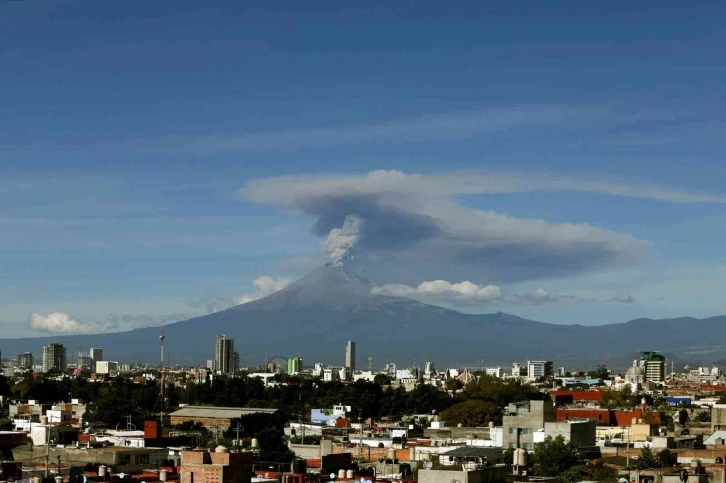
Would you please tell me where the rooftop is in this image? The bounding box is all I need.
[169,406,278,419]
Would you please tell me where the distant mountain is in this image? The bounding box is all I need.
[2,264,726,369]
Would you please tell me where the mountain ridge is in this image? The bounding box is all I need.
[2,264,725,369]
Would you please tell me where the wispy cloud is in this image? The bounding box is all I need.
[145,104,610,154]
[189,275,293,313]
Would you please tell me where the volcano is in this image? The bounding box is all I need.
[3,264,726,368]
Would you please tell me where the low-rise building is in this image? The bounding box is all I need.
[180,447,253,483]
[169,406,277,431]
[502,399,556,450]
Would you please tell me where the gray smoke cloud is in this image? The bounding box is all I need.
[323,214,363,266]
[241,170,666,284]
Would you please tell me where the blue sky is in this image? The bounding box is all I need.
[1,0,725,337]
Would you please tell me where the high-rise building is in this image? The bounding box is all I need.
[18,352,34,370]
[345,340,356,375]
[527,360,554,380]
[77,355,93,371]
[215,335,235,375]
[288,357,302,375]
[90,348,103,368]
[640,351,666,382]
[233,351,240,373]
[42,343,67,373]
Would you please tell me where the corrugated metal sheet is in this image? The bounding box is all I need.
[169,406,277,418]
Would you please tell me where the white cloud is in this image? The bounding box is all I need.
[372,279,502,304]
[190,275,294,312]
[372,280,600,307]
[29,312,112,334]
[236,275,293,304]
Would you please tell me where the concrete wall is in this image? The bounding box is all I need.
[544,420,596,448]
[424,427,492,439]
[418,467,507,483]
[289,444,320,460]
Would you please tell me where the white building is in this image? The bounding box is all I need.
[485,367,502,378]
[323,368,339,382]
[96,361,119,376]
[527,360,553,380]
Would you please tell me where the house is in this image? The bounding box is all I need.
[180,447,253,483]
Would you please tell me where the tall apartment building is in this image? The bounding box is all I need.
[345,340,356,375]
[42,343,67,373]
[527,360,554,380]
[90,348,103,368]
[215,335,235,375]
[287,357,302,375]
[18,352,34,370]
[640,351,666,382]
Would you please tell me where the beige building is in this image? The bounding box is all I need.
[169,406,277,431]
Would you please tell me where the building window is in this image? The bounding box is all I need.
[121,455,131,465]
[134,454,149,465]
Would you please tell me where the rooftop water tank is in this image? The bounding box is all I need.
[514,448,527,467]
[215,445,229,453]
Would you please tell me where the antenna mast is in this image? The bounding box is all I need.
[159,327,166,432]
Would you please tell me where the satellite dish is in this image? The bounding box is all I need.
[423,461,433,470]
[119,474,125,479]
[330,473,336,480]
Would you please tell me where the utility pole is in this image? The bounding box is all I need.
[45,420,50,477]
[235,422,242,447]
[160,327,166,434]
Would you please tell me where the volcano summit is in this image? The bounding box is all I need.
[3,264,726,368]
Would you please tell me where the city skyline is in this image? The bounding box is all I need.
[2,2,725,337]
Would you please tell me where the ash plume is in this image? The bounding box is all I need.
[324,214,363,266]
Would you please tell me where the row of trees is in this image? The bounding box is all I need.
[0,373,454,428]
[440,375,543,426]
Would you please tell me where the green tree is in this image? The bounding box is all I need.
[656,449,677,468]
[256,427,295,465]
[0,418,14,430]
[461,375,541,425]
[694,411,711,423]
[373,374,391,386]
[600,386,634,409]
[440,400,495,427]
[531,436,582,477]
[635,448,658,470]
[587,365,610,380]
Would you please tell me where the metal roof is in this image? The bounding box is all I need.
[169,406,277,419]
[440,446,502,458]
